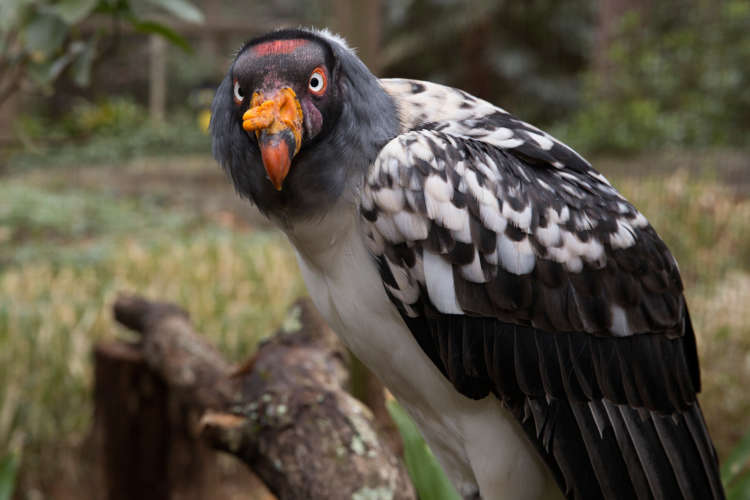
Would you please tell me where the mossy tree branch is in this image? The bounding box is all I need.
[99,294,415,500]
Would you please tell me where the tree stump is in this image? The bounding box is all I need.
[94,341,170,500]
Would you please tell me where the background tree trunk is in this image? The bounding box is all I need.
[94,341,171,500]
[149,35,167,123]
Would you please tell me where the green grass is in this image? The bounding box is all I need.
[0,183,193,265]
[1,227,304,442]
[0,163,305,494]
[612,169,750,286]
[2,151,750,497]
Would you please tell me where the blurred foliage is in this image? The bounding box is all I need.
[55,96,143,136]
[383,0,593,126]
[384,0,750,153]
[557,0,750,153]
[10,96,210,169]
[0,0,204,105]
[387,400,460,500]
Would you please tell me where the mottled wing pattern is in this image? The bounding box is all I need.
[362,80,724,499]
[373,80,684,339]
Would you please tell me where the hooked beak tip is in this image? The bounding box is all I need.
[258,131,294,191]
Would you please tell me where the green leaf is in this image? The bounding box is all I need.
[27,59,59,87]
[27,39,90,86]
[0,0,33,32]
[722,427,750,487]
[130,20,192,52]
[47,51,75,80]
[145,0,204,23]
[23,12,68,59]
[0,452,19,500]
[387,400,461,500]
[49,0,99,24]
[70,38,96,87]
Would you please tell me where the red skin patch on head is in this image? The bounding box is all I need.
[252,39,308,56]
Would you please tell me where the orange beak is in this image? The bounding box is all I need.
[242,88,303,190]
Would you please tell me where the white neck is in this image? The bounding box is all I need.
[278,199,360,272]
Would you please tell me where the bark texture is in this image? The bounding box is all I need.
[96,294,416,500]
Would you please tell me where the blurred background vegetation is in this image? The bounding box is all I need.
[1,0,749,498]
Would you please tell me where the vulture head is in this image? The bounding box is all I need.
[210,28,399,221]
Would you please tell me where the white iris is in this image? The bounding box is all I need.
[233,80,244,102]
[309,70,325,93]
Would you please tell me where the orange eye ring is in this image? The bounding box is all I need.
[308,67,327,96]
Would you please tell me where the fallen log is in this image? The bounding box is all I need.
[95,294,415,500]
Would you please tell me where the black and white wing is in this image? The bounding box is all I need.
[361,79,724,500]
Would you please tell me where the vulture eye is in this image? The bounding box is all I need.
[233,79,245,104]
[308,67,327,96]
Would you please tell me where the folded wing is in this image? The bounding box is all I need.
[361,82,724,499]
